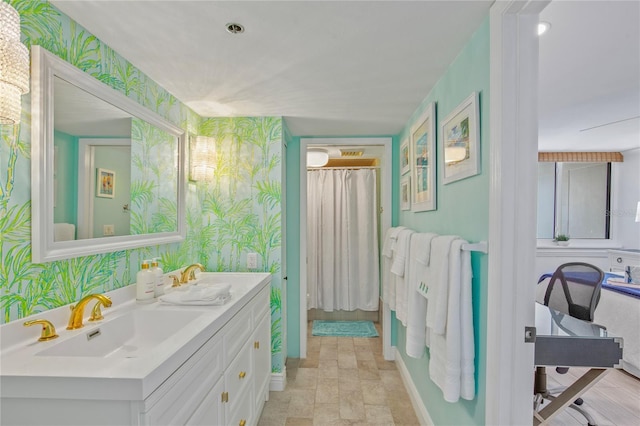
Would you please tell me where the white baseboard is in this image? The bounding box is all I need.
[394,348,433,426]
[269,367,287,391]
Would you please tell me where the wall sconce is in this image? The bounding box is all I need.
[307,148,329,167]
[190,135,216,182]
[0,2,29,125]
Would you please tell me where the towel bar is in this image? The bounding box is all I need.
[461,241,488,253]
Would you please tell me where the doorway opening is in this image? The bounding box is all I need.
[299,137,392,359]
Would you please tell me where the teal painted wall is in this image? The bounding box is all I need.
[285,135,301,357]
[395,18,490,425]
[53,130,78,225]
[92,145,131,238]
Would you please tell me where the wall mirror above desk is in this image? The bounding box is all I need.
[31,46,186,263]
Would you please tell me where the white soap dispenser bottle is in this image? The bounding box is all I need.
[151,257,165,297]
[136,261,155,302]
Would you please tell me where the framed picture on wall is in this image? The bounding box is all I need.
[96,168,116,198]
[400,175,411,211]
[441,92,480,184]
[400,138,410,175]
[410,102,436,212]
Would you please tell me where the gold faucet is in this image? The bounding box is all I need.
[67,294,112,330]
[168,275,181,287]
[24,319,59,341]
[180,263,205,284]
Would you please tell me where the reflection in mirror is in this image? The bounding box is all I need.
[32,46,185,262]
[536,162,611,239]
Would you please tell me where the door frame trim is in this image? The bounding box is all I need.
[486,1,549,423]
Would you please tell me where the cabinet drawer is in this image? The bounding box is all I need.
[185,378,224,426]
[251,286,270,325]
[224,307,252,364]
[145,332,223,425]
[253,308,271,411]
[225,340,253,425]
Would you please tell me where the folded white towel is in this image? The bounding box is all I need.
[391,229,412,277]
[405,233,436,358]
[393,230,414,325]
[382,226,405,258]
[414,232,438,266]
[426,235,458,335]
[428,238,475,402]
[159,283,232,306]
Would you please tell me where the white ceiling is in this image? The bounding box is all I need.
[51,0,639,151]
[538,0,639,152]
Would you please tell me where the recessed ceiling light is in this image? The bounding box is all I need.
[226,23,244,34]
[537,22,551,36]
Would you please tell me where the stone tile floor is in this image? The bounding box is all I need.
[258,322,420,425]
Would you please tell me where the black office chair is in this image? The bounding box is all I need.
[534,262,605,426]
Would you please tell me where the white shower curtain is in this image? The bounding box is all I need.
[307,168,380,311]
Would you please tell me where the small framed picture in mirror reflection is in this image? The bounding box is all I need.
[96,168,116,198]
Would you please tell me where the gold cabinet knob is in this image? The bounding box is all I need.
[221,391,229,403]
[254,341,260,349]
[24,319,59,341]
[239,420,246,426]
[239,371,246,379]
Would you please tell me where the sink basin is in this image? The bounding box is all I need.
[37,310,202,358]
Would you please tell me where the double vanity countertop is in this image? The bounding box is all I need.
[0,272,271,402]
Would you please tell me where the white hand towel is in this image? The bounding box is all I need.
[405,233,437,358]
[393,230,414,325]
[159,283,232,306]
[182,283,231,301]
[426,235,458,335]
[391,229,412,277]
[382,226,405,258]
[428,239,475,402]
[414,232,438,266]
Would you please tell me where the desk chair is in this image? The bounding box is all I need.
[535,262,605,426]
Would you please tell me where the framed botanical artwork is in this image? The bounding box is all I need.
[96,168,115,198]
[410,102,436,212]
[400,175,411,211]
[400,138,410,175]
[441,92,480,184]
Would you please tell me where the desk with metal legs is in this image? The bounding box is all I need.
[533,304,624,425]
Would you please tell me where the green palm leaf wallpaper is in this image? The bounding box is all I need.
[0,0,284,373]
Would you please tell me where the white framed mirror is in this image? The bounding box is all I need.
[31,46,186,263]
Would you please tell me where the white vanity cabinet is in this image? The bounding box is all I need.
[252,301,272,414]
[163,285,271,426]
[0,273,272,426]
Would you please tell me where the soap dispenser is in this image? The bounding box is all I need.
[151,257,165,297]
[136,261,155,302]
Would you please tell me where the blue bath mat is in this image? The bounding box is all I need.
[312,320,379,338]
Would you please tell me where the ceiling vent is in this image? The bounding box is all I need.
[225,23,244,34]
[340,149,364,157]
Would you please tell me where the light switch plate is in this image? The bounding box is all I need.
[247,253,258,269]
